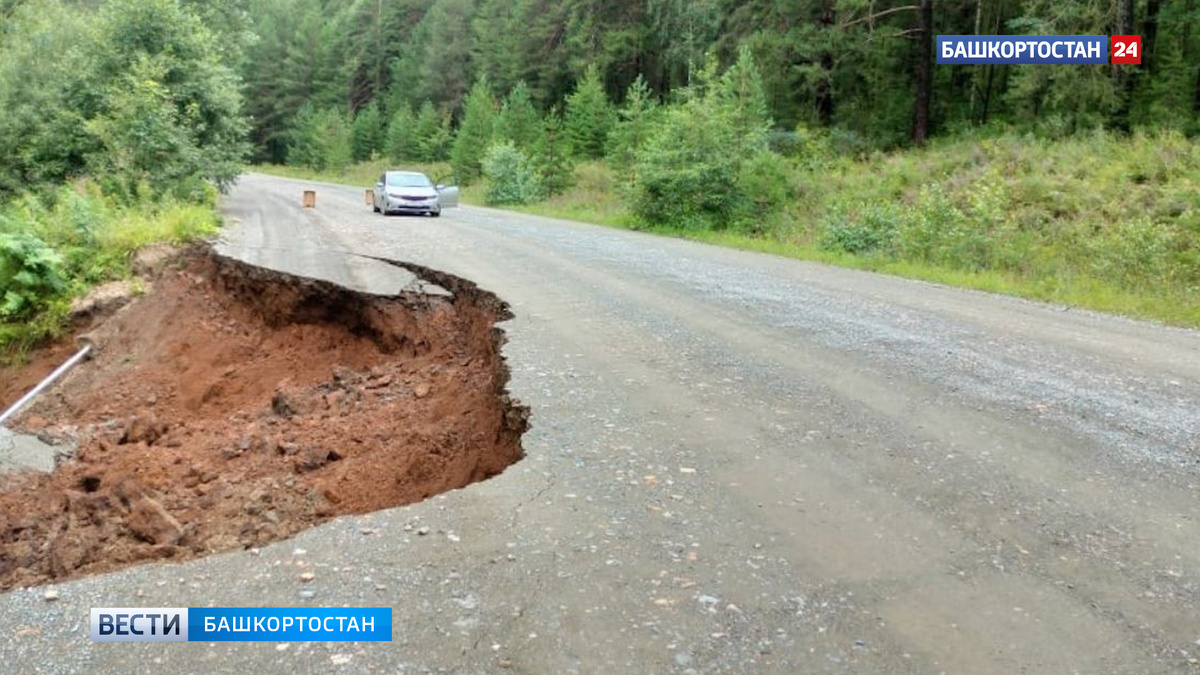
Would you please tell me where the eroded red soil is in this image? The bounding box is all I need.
[0,249,527,590]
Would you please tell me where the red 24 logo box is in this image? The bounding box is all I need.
[1111,35,1142,64]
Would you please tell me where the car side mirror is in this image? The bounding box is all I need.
[375,182,383,187]
[435,184,445,191]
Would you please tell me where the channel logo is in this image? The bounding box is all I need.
[937,35,1126,64]
[90,607,392,642]
[91,608,188,642]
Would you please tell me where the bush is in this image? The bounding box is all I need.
[734,151,792,233]
[818,202,902,255]
[1089,217,1179,287]
[0,232,69,320]
[482,142,544,206]
[0,0,248,199]
[897,185,995,271]
[0,184,219,324]
[629,103,740,230]
[629,51,788,231]
[767,131,802,157]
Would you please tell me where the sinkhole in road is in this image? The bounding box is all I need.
[0,247,528,591]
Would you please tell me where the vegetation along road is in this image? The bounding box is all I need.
[6,170,1194,673]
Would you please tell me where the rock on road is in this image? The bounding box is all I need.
[3,172,1200,674]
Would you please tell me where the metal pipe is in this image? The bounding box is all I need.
[0,343,92,427]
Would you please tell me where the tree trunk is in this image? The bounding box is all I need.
[968,0,983,120]
[1110,0,1137,132]
[912,0,933,145]
[1143,0,1162,74]
[1194,48,1200,113]
[816,0,836,126]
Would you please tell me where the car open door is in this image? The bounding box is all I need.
[436,179,459,208]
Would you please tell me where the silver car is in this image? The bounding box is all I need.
[372,171,459,217]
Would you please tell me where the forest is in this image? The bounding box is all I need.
[236,0,1200,163]
[0,0,1199,353]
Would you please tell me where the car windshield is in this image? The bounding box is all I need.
[386,173,432,188]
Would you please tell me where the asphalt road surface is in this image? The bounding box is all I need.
[3,172,1199,674]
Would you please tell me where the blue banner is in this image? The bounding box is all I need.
[937,35,1108,64]
[187,607,392,641]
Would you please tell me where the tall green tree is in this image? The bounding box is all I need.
[718,46,772,152]
[607,75,660,176]
[450,76,496,184]
[414,101,453,161]
[0,0,247,197]
[242,0,348,163]
[564,64,615,158]
[534,107,575,196]
[386,103,418,161]
[288,105,352,171]
[494,81,543,151]
[417,0,476,112]
[351,102,385,161]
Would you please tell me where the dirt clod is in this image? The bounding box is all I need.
[0,247,528,590]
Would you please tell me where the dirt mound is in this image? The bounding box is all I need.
[0,248,527,590]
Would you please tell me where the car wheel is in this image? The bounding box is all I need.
[431,209,441,218]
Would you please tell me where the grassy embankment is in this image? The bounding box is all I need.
[0,185,221,358]
[255,132,1200,328]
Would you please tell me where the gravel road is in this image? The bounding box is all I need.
[2,172,1199,674]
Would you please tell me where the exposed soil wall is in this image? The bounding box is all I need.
[0,248,528,590]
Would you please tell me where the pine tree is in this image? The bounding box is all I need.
[563,64,615,159]
[288,105,352,171]
[494,81,543,151]
[607,75,659,176]
[386,103,418,161]
[533,107,574,196]
[351,102,385,161]
[414,101,452,161]
[718,46,772,153]
[417,0,475,112]
[450,76,496,184]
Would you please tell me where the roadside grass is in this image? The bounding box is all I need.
[252,131,1200,328]
[0,183,221,359]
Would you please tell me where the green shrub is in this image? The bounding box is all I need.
[767,131,802,157]
[1089,217,1179,288]
[629,51,787,231]
[628,67,745,232]
[896,185,995,271]
[482,142,544,206]
[0,232,69,320]
[818,202,902,255]
[734,151,792,233]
